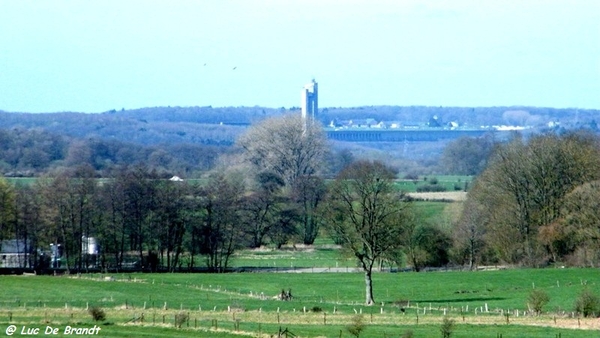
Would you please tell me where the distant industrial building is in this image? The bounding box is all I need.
[301,79,318,123]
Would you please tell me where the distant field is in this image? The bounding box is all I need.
[395,175,473,193]
[4,177,40,185]
[408,191,468,201]
[230,200,452,269]
[231,245,353,269]
[0,269,598,337]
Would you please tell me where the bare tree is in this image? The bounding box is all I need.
[453,195,488,270]
[291,175,326,245]
[197,173,246,272]
[241,171,286,248]
[152,180,187,272]
[237,114,328,186]
[325,160,411,305]
[40,165,97,272]
[558,180,600,266]
[464,131,600,265]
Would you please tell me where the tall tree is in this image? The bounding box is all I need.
[325,160,411,305]
[237,114,328,186]
[13,185,45,269]
[119,165,160,269]
[97,172,127,269]
[554,181,600,266]
[197,173,245,272]
[463,131,600,265]
[152,180,187,272]
[0,178,16,245]
[40,165,97,271]
[291,175,326,245]
[452,196,488,270]
[241,171,286,248]
[440,135,495,175]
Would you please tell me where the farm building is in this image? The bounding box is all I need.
[0,239,34,268]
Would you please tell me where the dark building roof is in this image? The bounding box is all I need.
[0,240,32,254]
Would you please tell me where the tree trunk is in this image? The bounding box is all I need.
[468,238,475,271]
[365,270,374,305]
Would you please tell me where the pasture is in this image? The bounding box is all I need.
[394,175,472,193]
[0,268,598,337]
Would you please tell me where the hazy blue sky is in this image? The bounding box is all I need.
[1,0,598,113]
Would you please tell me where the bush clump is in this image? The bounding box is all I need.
[346,315,366,338]
[416,184,447,192]
[574,289,600,318]
[174,312,188,328]
[88,307,106,322]
[527,289,550,315]
[440,316,455,338]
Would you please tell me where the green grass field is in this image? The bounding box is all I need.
[394,175,473,193]
[229,201,449,269]
[1,268,598,337]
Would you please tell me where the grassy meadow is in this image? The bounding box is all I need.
[394,175,473,193]
[1,268,598,337]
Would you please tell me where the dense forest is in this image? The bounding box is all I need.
[0,105,598,177]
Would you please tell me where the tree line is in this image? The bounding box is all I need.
[0,164,326,273]
[455,131,600,268]
[0,128,228,177]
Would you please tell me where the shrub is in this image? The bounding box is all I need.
[174,312,188,328]
[346,315,366,338]
[429,177,439,185]
[440,316,455,338]
[311,306,323,313]
[416,184,447,192]
[527,289,550,315]
[88,306,106,322]
[574,289,600,318]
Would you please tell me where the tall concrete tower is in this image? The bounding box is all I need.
[301,79,318,123]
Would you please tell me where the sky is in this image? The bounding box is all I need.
[0,0,599,113]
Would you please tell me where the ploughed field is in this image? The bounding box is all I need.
[0,268,598,337]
